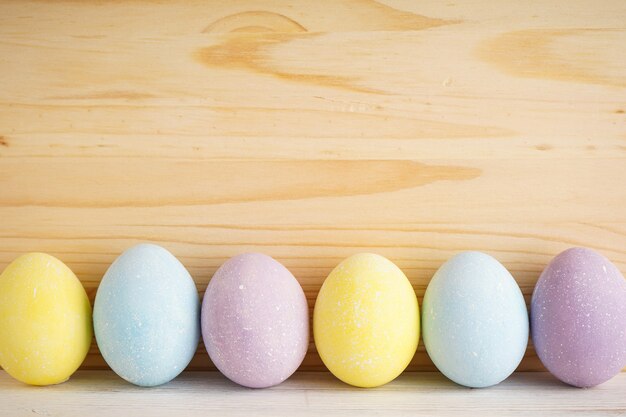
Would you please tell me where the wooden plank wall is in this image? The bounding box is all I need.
[0,0,625,371]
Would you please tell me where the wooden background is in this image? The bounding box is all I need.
[0,0,624,373]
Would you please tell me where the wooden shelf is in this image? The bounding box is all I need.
[1,371,624,416]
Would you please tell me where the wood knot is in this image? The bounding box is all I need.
[202,11,307,34]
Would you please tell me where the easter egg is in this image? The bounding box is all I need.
[531,247,626,387]
[0,253,92,386]
[313,253,419,388]
[93,244,200,387]
[422,251,528,388]
[202,253,309,388]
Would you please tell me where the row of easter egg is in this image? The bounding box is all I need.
[0,244,624,389]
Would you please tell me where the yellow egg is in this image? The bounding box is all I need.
[0,253,92,385]
[313,253,419,387]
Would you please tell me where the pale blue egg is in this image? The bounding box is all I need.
[422,251,529,388]
[94,244,200,387]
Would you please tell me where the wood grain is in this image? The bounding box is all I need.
[0,0,625,373]
[1,371,625,417]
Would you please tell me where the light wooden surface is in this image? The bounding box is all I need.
[0,371,624,417]
[0,0,625,373]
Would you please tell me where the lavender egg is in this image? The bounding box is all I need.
[201,253,309,388]
[531,247,626,387]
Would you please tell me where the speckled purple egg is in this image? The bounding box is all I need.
[531,247,626,387]
[201,253,309,388]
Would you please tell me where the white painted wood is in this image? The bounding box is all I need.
[0,371,624,416]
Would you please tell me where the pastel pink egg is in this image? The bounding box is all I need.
[201,253,309,388]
